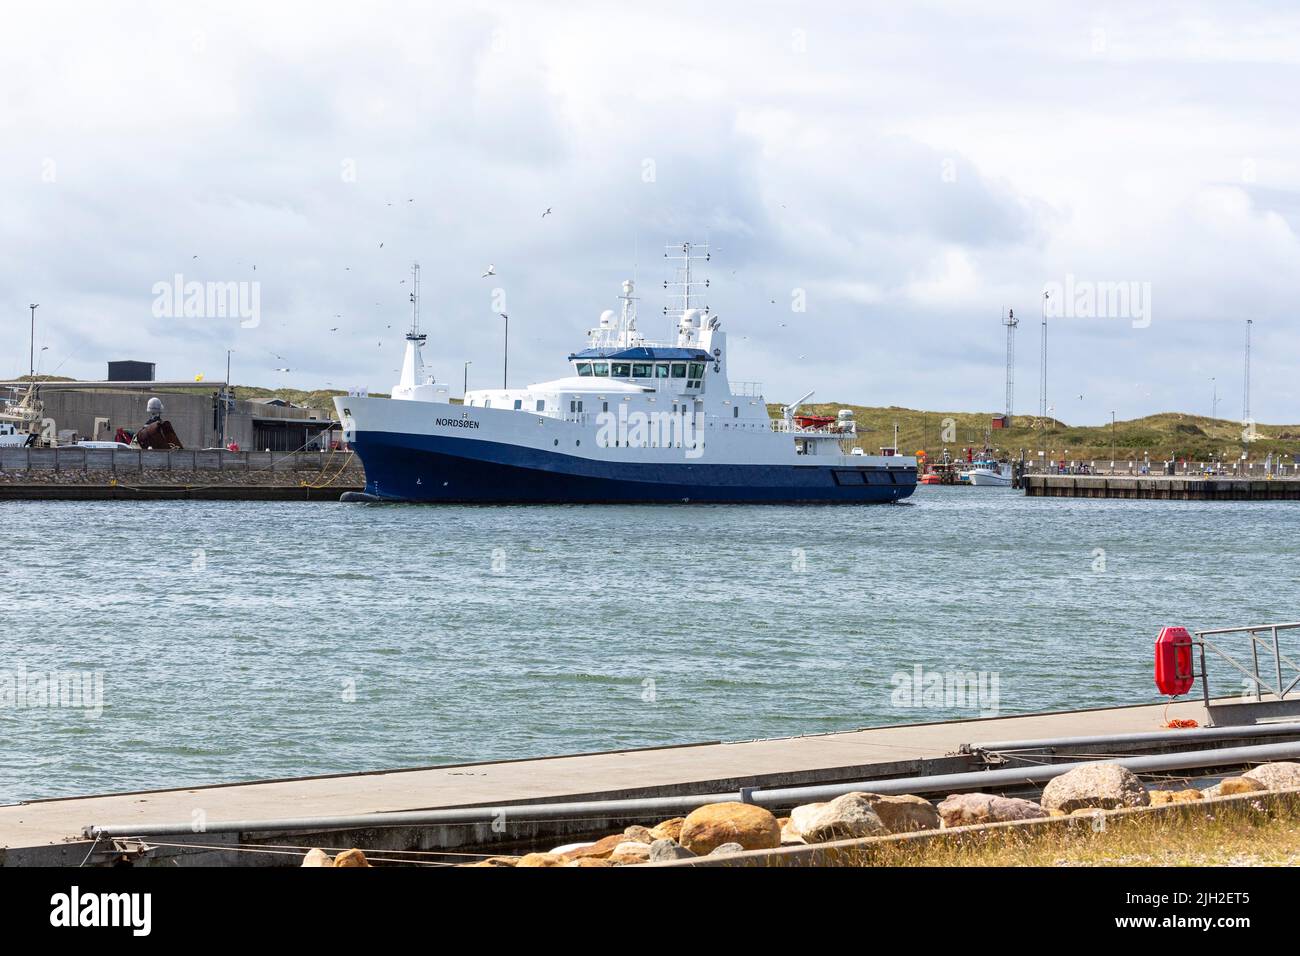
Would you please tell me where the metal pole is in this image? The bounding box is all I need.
[28,303,39,381]
[502,314,509,388]
[463,361,471,398]
[1275,625,1286,700]
[1199,640,1211,719]
[221,350,232,449]
[84,739,1300,839]
[966,720,1300,754]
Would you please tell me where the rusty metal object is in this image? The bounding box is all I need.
[134,420,183,449]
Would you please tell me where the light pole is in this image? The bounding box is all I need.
[498,313,509,388]
[28,304,39,381]
[221,349,234,448]
[1111,410,1116,465]
[1211,377,1217,420]
[463,361,472,398]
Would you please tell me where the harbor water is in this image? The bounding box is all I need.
[3,486,1298,802]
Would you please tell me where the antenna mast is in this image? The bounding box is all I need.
[1003,308,1018,420]
[663,241,711,333]
[407,262,426,344]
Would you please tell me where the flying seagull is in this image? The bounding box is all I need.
[482,264,496,278]
[542,207,552,218]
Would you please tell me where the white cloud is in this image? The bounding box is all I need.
[2,0,1298,423]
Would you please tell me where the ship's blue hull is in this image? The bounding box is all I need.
[348,431,917,504]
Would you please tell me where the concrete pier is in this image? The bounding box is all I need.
[0,697,1233,866]
[1024,475,1300,500]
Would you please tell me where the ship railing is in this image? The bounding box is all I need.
[770,419,855,437]
[728,381,764,397]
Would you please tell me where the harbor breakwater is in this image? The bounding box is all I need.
[0,447,362,496]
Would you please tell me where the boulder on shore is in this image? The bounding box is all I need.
[863,793,941,833]
[1217,776,1268,796]
[516,852,566,867]
[649,817,685,842]
[608,841,652,864]
[648,839,697,862]
[333,848,371,867]
[788,792,887,843]
[936,792,1047,827]
[1242,761,1300,792]
[301,848,333,867]
[709,842,746,856]
[559,833,627,861]
[678,803,781,855]
[1149,789,1202,805]
[622,825,655,844]
[1040,763,1149,814]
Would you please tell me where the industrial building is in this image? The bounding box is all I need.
[7,362,339,451]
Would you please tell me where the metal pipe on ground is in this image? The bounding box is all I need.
[964,721,1300,754]
[83,739,1300,840]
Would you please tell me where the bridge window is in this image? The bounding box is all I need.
[612,362,631,378]
[671,363,687,378]
[576,362,593,376]
[592,362,609,376]
[536,400,545,412]
[632,363,652,378]
[655,363,670,378]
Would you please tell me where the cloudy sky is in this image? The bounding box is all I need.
[3,1,1298,424]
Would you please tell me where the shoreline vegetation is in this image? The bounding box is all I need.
[11,377,1298,462]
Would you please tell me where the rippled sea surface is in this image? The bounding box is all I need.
[3,487,1298,802]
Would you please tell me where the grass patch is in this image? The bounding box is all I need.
[772,402,1300,463]
[855,799,1300,867]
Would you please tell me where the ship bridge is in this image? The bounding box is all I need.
[567,347,710,392]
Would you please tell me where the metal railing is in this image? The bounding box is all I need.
[1196,622,1300,725]
[770,419,855,438]
[728,381,764,397]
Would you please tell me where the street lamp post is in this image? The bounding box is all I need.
[28,303,39,381]
[1111,410,1116,465]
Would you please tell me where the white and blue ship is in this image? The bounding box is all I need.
[335,244,917,504]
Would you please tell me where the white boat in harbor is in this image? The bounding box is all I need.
[0,388,38,448]
[336,244,919,504]
[963,457,1013,486]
